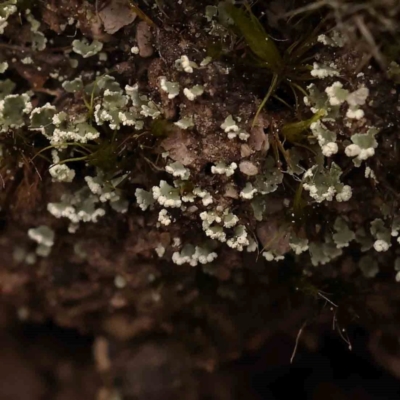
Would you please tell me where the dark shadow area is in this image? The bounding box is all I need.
[241,327,400,399]
[1,323,400,399]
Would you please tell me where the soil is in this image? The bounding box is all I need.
[1,0,400,398]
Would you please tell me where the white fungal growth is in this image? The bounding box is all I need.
[85,174,122,203]
[135,188,155,210]
[183,85,204,101]
[158,209,172,226]
[346,107,364,120]
[365,167,377,181]
[140,101,161,119]
[346,87,369,107]
[303,183,336,202]
[21,56,32,64]
[240,182,257,199]
[325,82,349,106]
[200,211,222,229]
[172,244,217,266]
[226,225,249,251]
[211,162,237,177]
[182,192,196,202]
[181,55,194,72]
[152,180,182,208]
[131,46,139,54]
[193,187,213,206]
[125,84,141,106]
[373,239,390,252]
[0,61,8,73]
[0,3,17,34]
[165,161,190,180]
[310,121,338,157]
[247,237,258,253]
[159,77,180,99]
[238,131,250,141]
[155,244,165,257]
[335,185,352,202]
[344,144,375,166]
[311,62,340,78]
[28,225,55,248]
[317,31,345,47]
[289,237,309,255]
[345,144,361,157]
[49,162,75,183]
[223,212,239,228]
[50,124,100,145]
[221,115,239,132]
[321,142,339,157]
[221,115,244,139]
[262,251,284,261]
[174,115,194,129]
[175,55,198,73]
[204,225,226,242]
[72,38,103,58]
[47,197,106,224]
[370,219,391,253]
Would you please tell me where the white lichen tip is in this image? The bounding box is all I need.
[131,46,139,54]
[155,244,165,257]
[200,211,222,229]
[240,182,257,200]
[325,82,349,106]
[72,38,103,58]
[226,225,249,251]
[28,225,55,248]
[238,131,250,141]
[289,237,309,255]
[365,167,377,181]
[345,144,361,157]
[220,114,248,140]
[373,239,390,252]
[335,185,352,202]
[193,187,213,206]
[140,101,161,119]
[172,244,217,266]
[49,150,75,183]
[346,87,369,107]
[152,180,182,208]
[183,85,204,101]
[311,62,340,79]
[262,251,285,262]
[211,162,237,177]
[345,144,374,161]
[0,61,8,73]
[158,209,172,226]
[346,107,365,120]
[204,225,226,242]
[223,212,239,228]
[174,115,194,130]
[317,31,345,47]
[321,142,338,157]
[159,76,180,99]
[175,55,198,73]
[303,183,336,203]
[165,161,190,180]
[49,163,76,183]
[221,115,239,136]
[135,188,155,211]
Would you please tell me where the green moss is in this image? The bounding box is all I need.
[222,3,321,124]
